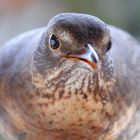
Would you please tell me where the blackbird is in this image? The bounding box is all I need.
[0,13,140,140]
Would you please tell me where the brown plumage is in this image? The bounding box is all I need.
[0,13,140,140]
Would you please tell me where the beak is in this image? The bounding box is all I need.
[65,44,99,71]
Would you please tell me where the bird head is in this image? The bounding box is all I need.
[34,13,112,75]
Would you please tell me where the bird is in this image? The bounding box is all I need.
[0,13,140,140]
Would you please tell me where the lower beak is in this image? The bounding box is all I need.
[65,44,99,71]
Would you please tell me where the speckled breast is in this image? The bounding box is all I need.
[21,66,135,140]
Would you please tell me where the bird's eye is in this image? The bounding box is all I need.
[105,41,112,53]
[49,34,60,50]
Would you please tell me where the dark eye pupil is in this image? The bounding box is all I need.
[50,34,60,50]
[106,41,112,52]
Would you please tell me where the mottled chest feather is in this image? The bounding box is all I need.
[17,63,133,140]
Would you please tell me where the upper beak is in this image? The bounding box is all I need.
[65,44,99,71]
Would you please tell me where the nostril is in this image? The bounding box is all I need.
[84,44,89,48]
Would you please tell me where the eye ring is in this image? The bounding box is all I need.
[49,34,60,50]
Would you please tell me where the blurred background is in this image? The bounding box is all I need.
[0,0,139,139]
[0,0,140,47]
